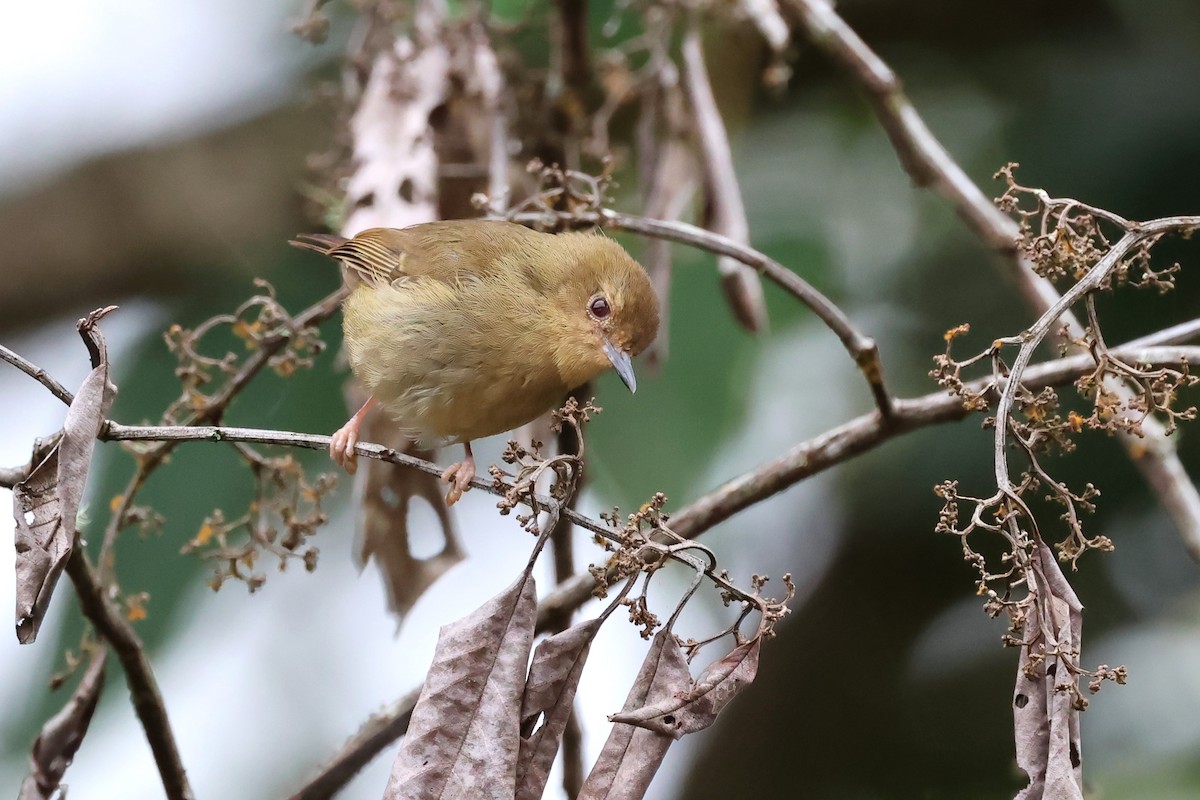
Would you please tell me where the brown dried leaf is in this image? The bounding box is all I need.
[682,27,768,335]
[610,638,760,738]
[384,573,538,798]
[1014,543,1084,800]
[14,307,117,643]
[577,630,691,800]
[515,618,603,800]
[638,83,697,373]
[354,397,464,621]
[18,647,107,799]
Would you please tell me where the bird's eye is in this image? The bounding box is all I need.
[589,295,612,320]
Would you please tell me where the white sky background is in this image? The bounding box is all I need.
[0,0,307,196]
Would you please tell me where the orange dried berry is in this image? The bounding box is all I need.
[109,495,124,512]
[126,601,147,622]
[1068,411,1085,432]
[196,522,214,545]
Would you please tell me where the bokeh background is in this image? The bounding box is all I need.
[3,0,1200,797]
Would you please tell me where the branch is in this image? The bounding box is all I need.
[64,548,193,800]
[276,334,1200,798]
[510,208,894,417]
[993,217,1200,489]
[99,286,347,562]
[0,343,75,406]
[785,0,1016,254]
[785,0,1200,556]
[286,688,419,800]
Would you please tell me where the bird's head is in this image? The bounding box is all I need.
[548,231,660,393]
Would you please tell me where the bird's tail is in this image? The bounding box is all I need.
[289,232,349,255]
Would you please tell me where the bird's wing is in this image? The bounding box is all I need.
[293,221,550,286]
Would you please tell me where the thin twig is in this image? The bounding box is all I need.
[992,218,1200,490]
[65,548,193,800]
[285,688,420,800]
[0,343,75,406]
[99,286,348,564]
[509,208,893,417]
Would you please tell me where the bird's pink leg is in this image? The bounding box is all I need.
[330,396,377,475]
[440,441,476,506]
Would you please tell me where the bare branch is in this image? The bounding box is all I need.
[785,0,1016,253]
[510,208,894,417]
[65,548,193,800]
[286,689,420,800]
[0,344,74,406]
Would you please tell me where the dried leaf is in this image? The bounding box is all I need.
[578,630,691,800]
[19,647,107,799]
[638,82,697,373]
[354,397,463,621]
[385,573,538,799]
[1014,543,1084,800]
[14,307,118,643]
[681,27,768,334]
[515,618,602,800]
[610,638,760,738]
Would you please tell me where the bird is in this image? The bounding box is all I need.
[291,219,660,504]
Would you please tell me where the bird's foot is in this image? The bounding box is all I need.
[440,456,476,506]
[330,423,361,474]
[330,397,377,475]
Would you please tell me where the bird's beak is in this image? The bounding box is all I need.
[602,338,637,393]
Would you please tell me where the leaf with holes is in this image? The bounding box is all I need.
[384,572,537,799]
[610,638,760,738]
[578,630,691,800]
[515,617,602,800]
[353,387,463,622]
[14,307,117,643]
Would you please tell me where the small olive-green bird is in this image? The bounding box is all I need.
[291,219,659,503]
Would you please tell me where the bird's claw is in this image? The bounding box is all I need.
[440,458,476,506]
[330,423,360,475]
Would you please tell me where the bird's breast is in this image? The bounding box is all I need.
[342,278,570,444]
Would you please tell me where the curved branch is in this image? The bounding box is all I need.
[510,208,894,417]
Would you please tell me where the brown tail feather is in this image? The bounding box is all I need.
[289,232,349,255]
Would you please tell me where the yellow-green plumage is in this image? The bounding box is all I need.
[294,220,659,449]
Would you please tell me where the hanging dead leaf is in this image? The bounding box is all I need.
[385,573,538,799]
[18,647,107,799]
[1014,543,1084,800]
[515,617,603,800]
[349,380,464,623]
[14,307,118,644]
[638,81,697,373]
[578,630,692,800]
[682,27,768,335]
[611,637,760,738]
